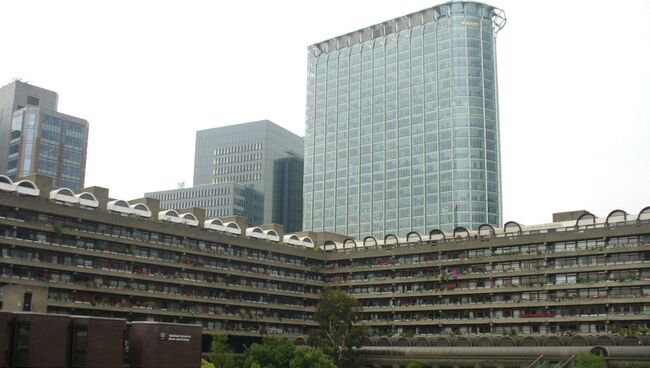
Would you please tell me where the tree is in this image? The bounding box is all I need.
[405,361,428,368]
[210,333,236,368]
[309,289,368,368]
[242,337,337,368]
[201,359,215,368]
[575,353,605,368]
[243,337,296,368]
[289,348,337,368]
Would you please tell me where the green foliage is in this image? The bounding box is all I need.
[575,353,605,368]
[201,359,215,368]
[309,289,368,368]
[242,338,337,368]
[52,223,63,234]
[309,264,321,273]
[405,361,428,368]
[620,325,640,336]
[243,337,296,368]
[210,333,236,368]
[289,348,337,368]
[400,330,415,338]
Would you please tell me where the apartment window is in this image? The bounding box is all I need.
[554,274,577,285]
[72,325,88,366]
[22,292,32,311]
[13,321,30,364]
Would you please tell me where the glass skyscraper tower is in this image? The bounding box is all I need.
[303,2,506,239]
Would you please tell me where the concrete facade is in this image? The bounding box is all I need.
[0,176,649,346]
[0,284,48,313]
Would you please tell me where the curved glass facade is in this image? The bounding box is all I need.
[303,2,505,239]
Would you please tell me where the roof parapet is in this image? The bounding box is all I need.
[309,1,505,56]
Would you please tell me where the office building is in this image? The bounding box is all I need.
[146,182,264,226]
[303,2,506,239]
[0,81,89,191]
[1,175,649,348]
[272,156,304,232]
[193,120,304,226]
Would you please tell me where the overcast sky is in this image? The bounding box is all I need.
[1,0,649,226]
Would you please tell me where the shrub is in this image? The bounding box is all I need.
[575,353,605,368]
[405,361,428,368]
[201,359,215,368]
[289,348,337,368]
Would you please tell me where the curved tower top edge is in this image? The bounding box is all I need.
[308,1,506,56]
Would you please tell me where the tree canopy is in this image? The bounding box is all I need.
[242,337,296,368]
[201,359,215,368]
[309,289,368,368]
[290,348,337,368]
[242,337,336,368]
[210,333,236,368]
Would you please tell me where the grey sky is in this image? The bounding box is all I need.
[1,0,648,226]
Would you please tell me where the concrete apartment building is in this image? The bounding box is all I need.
[0,81,89,191]
[303,2,506,239]
[0,175,321,338]
[0,175,649,357]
